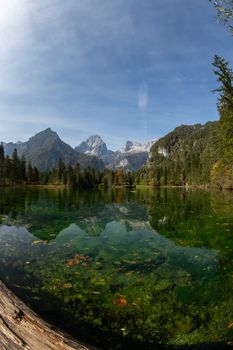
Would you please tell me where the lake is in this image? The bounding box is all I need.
[0,187,233,349]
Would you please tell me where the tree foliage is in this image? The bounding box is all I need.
[210,55,233,188]
[210,0,233,30]
[0,147,28,185]
[0,148,135,189]
[213,56,233,161]
[136,123,217,187]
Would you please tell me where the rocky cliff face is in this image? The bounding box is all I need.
[75,135,111,157]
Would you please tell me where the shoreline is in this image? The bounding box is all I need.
[0,183,232,192]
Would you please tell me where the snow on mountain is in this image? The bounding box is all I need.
[120,140,155,154]
[75,135,111,157]
[75,135,156,171]
[116,158,129,168]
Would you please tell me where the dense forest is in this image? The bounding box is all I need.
[0,144,38,186]
[136,122,217,187]
[0,144,135,188]
[40,162,135,189]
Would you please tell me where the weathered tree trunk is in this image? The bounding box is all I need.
[0,281,96,350]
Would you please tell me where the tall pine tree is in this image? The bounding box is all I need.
[213,55,233,162]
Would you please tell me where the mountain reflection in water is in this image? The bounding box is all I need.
[0,187,232,349]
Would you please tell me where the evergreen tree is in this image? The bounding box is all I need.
[4,156,12,182]
[0,143,4,163]
[32,166,39,183]
[213,55,233,162]
[19,155,26,183]
[0,143,5,183]
[11,149,20,183]
[58,159,66,183]
[66,164,75,188]
[27,161,34,184]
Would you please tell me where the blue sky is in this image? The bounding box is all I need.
[0,0,232,150]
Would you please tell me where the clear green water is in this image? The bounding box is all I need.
[0,188,233,349]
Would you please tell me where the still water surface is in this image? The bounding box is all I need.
[0,188,233,349]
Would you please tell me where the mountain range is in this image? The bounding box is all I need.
[3,122,215,176]
[3,129,154,171]
[75,135,155,171]
[4,129,104,171]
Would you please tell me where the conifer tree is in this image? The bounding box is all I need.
[213,55,233,162]
[27,161,34,184]
[11,149,20,183]
[0,143,5,182]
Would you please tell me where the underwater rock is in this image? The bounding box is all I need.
[119,254,166,272]
[175,315,197,334]
[154,280,175,293]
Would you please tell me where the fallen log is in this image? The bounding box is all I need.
[0,280,96,350]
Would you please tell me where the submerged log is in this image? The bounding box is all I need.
[0,281,95,350]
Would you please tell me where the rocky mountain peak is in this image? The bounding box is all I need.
[122,141,134,153]
[87,135,102,143]
[31,127,58,140]
[75,135,109,157]
[22,128,60,152]
[75,135,156,171]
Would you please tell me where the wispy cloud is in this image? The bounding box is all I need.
[138,83,148,113]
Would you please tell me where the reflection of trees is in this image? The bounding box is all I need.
[210,191,233,218]
[147,189,233,273]
[149,188,211,237]
[0,188,27,218]
[209,191,233,268]
[0,188,149,239]
[1,187,233,254]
